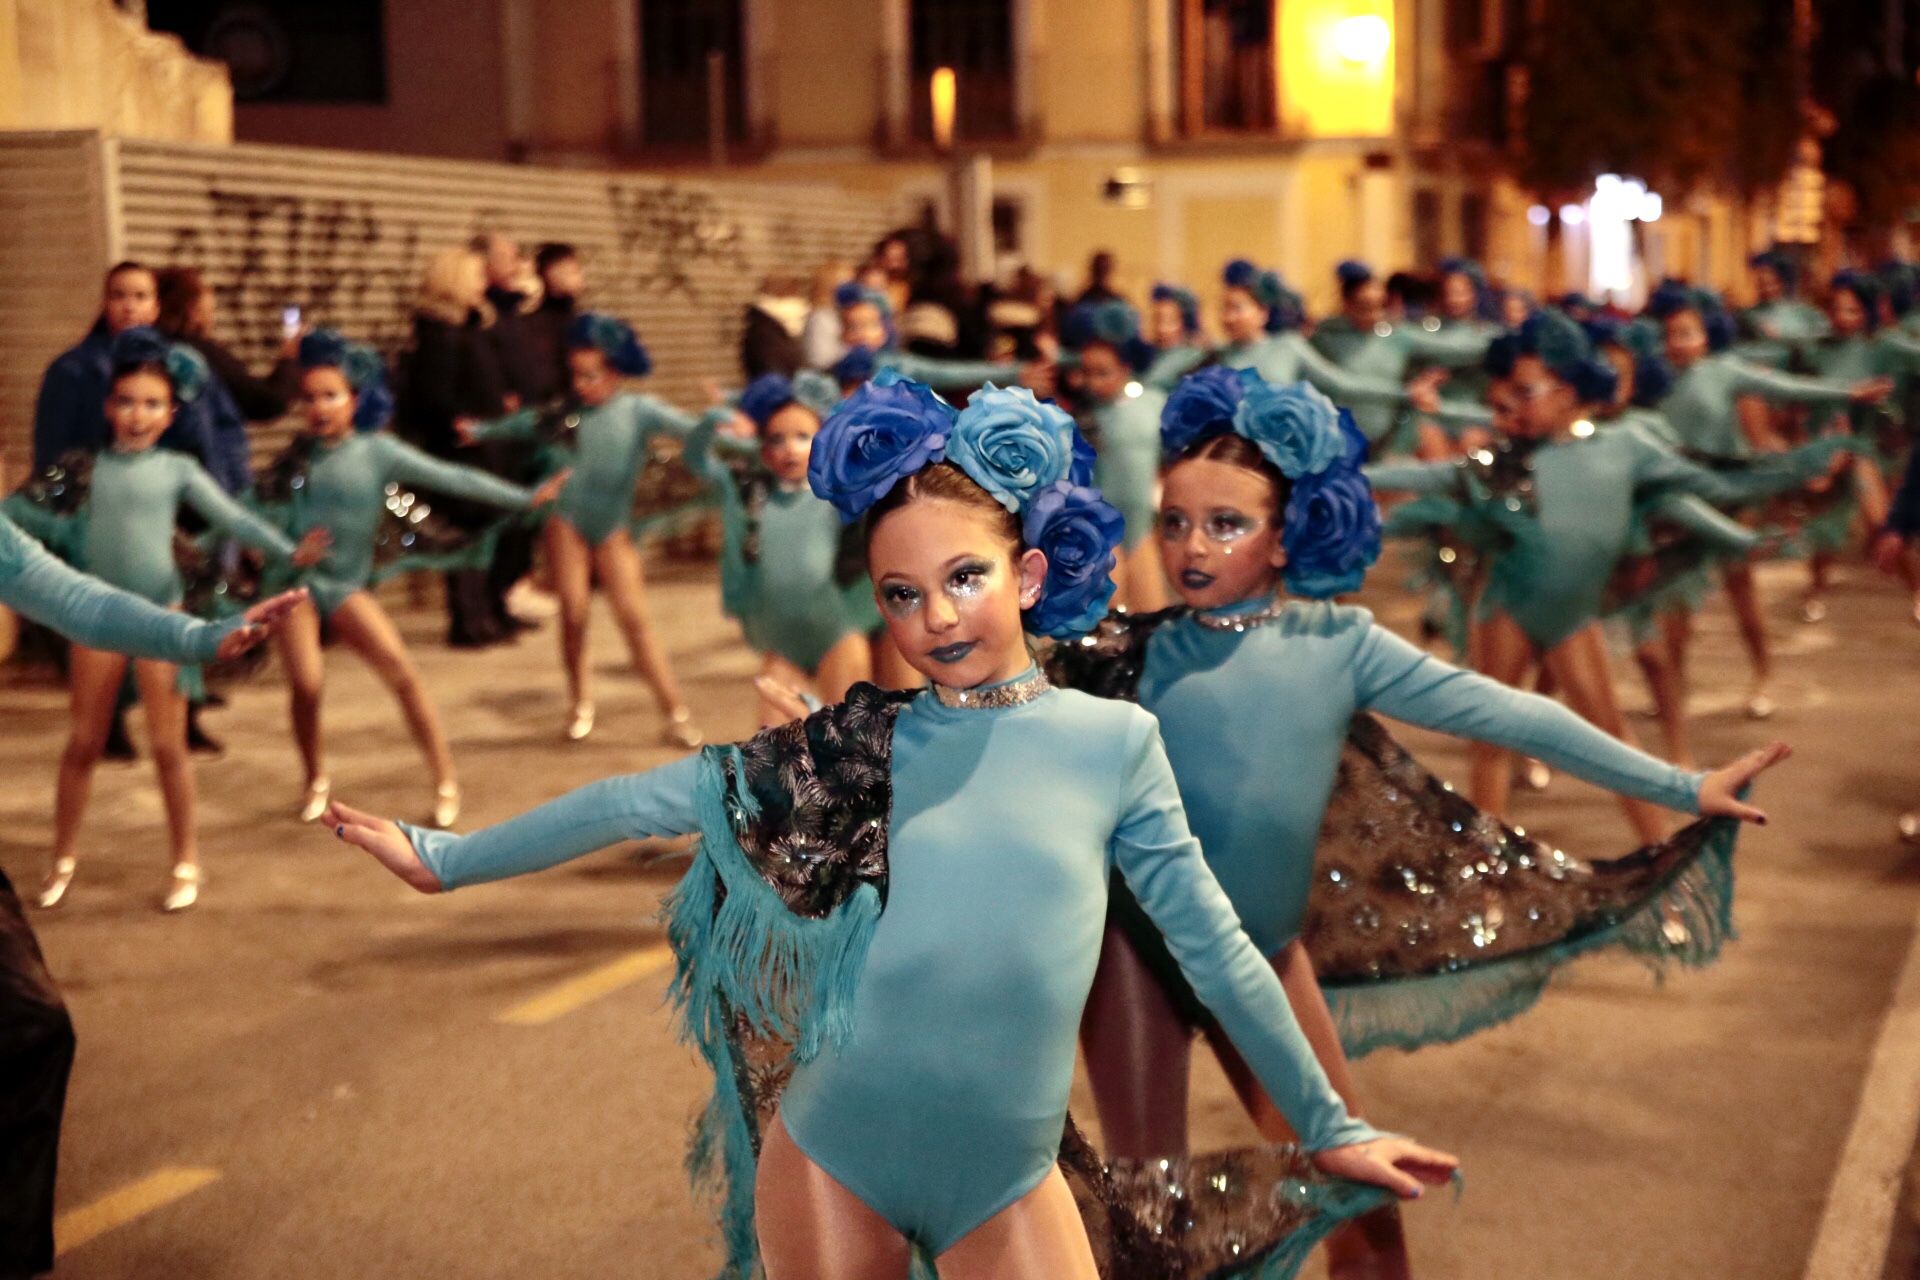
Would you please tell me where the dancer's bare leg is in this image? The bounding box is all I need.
[131,659,197,872]
[277,597,328,787]
[1079,922,1193,1159]
[52,645,128,866]
[547,519,594,712]
[594,532,690,717]
[1201,941,1410,1280]
[331,592,455,790]
[1468,613,1536,820]
[938,1168,1099,1280]
[1633,636,1692,767]
[813,632,873,705]
[1721,563,1773,699]
[1542,625,1668,844]
[756,1115,913,1280]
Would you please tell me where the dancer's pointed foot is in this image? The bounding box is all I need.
[566,702,595,742]
[1900,811,1920,845]
[299,777,333,823]
[1523,758,1552,791]
[662,707,703,749]
[35,858,77,909]
[161,864,202,913]
[1799,595,1828,624]
[432,782,461,829]
[1744,684,1777,720]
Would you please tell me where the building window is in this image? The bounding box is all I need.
[147,0,387,103]
[638,0,747,149]
[1176,0,1278,136]
[908,0,1018,143]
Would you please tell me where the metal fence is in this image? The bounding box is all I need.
[0,130,896,479]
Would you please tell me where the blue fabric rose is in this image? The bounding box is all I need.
[1283,465,1382,598]
[567,312,652,376]
[1232,380,1347,479]
[738,373,795,429]
[163,343,210,405]
[1022,481,1123,637]
[353,379,395,432]
[809,375,953,521]
[1333,406,1369,472]
[297,329,352,371]
[945,383,1077,513]
[1160,365,1257,459]
[1068,425,1096,488]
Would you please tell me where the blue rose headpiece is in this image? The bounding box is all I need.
[831,346,878,387]
[1631,354,1675,408]
[1060,301,1155,372]
[1160,367,1380,597]
[1830,270,1881,331]
[298,327,395,431]
[1439,256,1498,321]
[738,371,841,430]
[1749,248,1799,290]
[1223,259,1306,333]
[110,326,209,406]
[1336,259,1373,291]
[1518,310,1617,405]
[567,312,652,377]
[812,373,1119,637]
[1878,261,1917,319]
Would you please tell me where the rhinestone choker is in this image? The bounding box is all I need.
[1191,598,1290,633]
[933,666,1053,710]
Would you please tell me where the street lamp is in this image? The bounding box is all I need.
[931,66,994,285]
[1331,15,1391,66]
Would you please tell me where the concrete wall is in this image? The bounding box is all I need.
[0,0,231,142]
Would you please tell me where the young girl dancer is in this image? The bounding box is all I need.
[1060,300,1169,610]
[1142,283,1210,391]
[1052,366,1787,1280]
[835,282,1051,395]
[1368,313,1838,838]
[328,373,1455,1279]
[9,330,325,911]
[459,313,708,746]
[681,370,879,723]
[257,330,561,828]
[1309,260,1494,458]
[1652,287,1891,710]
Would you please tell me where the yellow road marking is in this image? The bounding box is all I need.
[56,1166,220,1256]
[494,944,674,1026]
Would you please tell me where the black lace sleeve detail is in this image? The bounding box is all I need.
[1043,606,1191,702]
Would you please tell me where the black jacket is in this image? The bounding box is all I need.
[399,310,510,456]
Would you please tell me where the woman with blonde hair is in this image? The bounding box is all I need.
[399,247,521,647]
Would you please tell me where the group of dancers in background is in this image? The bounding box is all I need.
[4,239,1918,1278]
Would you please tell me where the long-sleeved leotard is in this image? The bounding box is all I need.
[1310,315,1493,453]
[872,347,1022,395]
[1802,331,1920,435]
[1129,600,1703,956]
[1218,334,1493,430]
[1142,343,1210,392]
[680,416,878,670]
[401,678,1379,1256]
[1736,298,1830,369]
[278,432,535,617]
[1367,427,1849,649]
[1089,387,1168,549]
[0,512,239,663]
[472,392,699,546]
[1657,353,1857,460]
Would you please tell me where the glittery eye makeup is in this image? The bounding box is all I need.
[879,583,923,619]
[945,559,994,600]
[878,558,997,621]
[1157,508,1264,545]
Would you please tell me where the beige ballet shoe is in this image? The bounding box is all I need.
[1800,596,1828,624]
[299,777,332,823]
[161,864,203,914]
[1744,686,1777,720]
[36,858,77,910]
[662,708,704,750]
[1900,811,1920,845]
[566,702,596,742]
[1523,759,1552,792]
[432,782,461,829]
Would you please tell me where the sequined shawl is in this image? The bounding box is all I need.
[1048,608,1743,1060]
[663,683,1392,1279]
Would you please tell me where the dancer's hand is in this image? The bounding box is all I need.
[216,588,310,660]
[1313,1137,1459,1199]
[1872,530,1909,575]
[718,410,757,440]
[1406,368,1446,415]
[324,800,444,893]
[1850,376,1894,404]
[1017,361,1057,397]
[292,527,332,567]
[531,469,572,506]
[453,417,483,446]
[1697,740,1791,824]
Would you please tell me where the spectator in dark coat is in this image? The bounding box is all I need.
[155,267,300,494]
[526,242,584,405]
[739,271,808,381]
[33,262,207,469]
[399,247,516,647]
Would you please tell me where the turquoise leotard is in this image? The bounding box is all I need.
[290,432,535,617]
[1090,388,1167,549]
[681,418,879,671]
[1136,600,1704,954]
[1368,428,1844,649]
[403,676,1379,1255]
[1657,353,1856,460]
[1219,334,1492,432]
[1310,315,1493,453]
[873,348,1021,394]
[475,392,699,546]
[1802,332,1920,435]
[0,511,239,663]
[58,448,294,605]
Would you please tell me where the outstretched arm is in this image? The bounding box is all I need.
[380,435,536,510]
[1362,459,1460,496]
[879,349,1024,392]
[179,460,299,560]
[332,753,707,891]
[1110,716,1456,1194]
[1294,336,1419,410]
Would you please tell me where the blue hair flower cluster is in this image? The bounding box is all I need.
[1336,259,1373,290]
[738,370,844,431]
[831,346,877,387]
[811,374,1120,637]
[1830,270,1882,331]
[298,327,394,430]
[1159,365,1260,459]
[1060,301,1155,371]
[1222,259,1305,333]
[567,312,652,377]
[1519,310,1618,405]
[110,327,209,405]
[1750,248,1800,290]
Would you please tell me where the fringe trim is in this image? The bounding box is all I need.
[1328,818,1739,1061]
[663,746,883,1278]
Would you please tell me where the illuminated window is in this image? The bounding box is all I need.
[638,0,748,149]
[909,0,1018,143]
[1177,0,1279,135]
